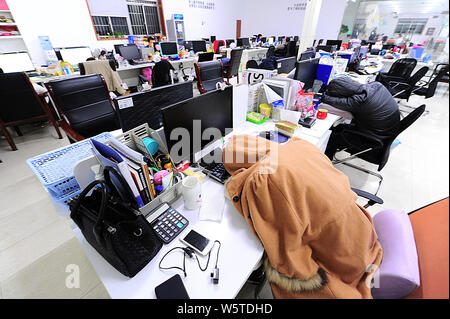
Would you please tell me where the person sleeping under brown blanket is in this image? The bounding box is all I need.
[222,134,383,299]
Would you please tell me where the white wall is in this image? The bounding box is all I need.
[162,0,240,40]
[6,0,127,66]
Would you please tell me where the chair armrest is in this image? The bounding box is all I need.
[351,188,384,205]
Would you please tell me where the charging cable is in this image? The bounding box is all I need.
[159,240,221,284]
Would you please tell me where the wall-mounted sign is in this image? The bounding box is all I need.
[173,14,184,20]
[189,0,215,10]
[288,1,308,11]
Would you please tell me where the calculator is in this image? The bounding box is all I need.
[145,203,189,244]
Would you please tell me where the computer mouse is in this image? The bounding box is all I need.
[259,131,273,140]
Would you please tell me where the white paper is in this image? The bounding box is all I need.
[198,181,225,222]
[280,109,301,124]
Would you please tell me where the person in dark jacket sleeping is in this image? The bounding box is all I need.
[322,76,400,160]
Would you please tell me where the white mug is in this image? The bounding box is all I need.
[182,176,202,210]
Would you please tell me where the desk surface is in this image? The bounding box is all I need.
[74,178,264,299]
[73,112,340,299]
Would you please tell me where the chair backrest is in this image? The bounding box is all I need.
[286,41,297,57]
[45,74,118,138]
[266,46,275,58]
[151,60,173,88]
[0,72,45,123]
[198,52,214,62]
[79,59,117,75]
[213,40,226,54]
[377,105,426,171]
[246,60,259,69]
[425,66,449,99]
[227,48,244,77]
[388,58,417,79]
[195,60,224,93]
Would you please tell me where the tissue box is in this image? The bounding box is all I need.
[276,121,300,137]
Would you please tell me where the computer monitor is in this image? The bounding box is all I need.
[114,44,124,54]
[276,56,297,74]
[58,47,93,65]
[278,36,284,42]
[161,86,233,163]
[294,36,299,42]
[159,42,179,58]
[237,38,250,47]
[316,45,337,53]
[183,41,193,51]
[261,37,267,43]
[210,36,216,43]
[294,57,320,91]
[263,79,291,106]
[114,81,194,132]
[0,52,35,73]
[359,45,369,60]
[197,52,214,62]
[118,45,141,60]
[226,39,235,47]
[192,40,207,53]
[326,40,342,49]
[300,50,316,61]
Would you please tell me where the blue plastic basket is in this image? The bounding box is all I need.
[27,132,112,197]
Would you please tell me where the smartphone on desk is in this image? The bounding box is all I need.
[180,230,214,256]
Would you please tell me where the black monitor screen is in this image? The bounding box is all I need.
[161,86,233,162]
[160,42,179,56]
[119,45,140,60]
[114,44,124,54]
[192,41,207,53]
[294,57,320,91]
[184,41,192,51]
[317,45,337,53]
[326,40,342,48]
[277,57,297,74]
[226,39,235,47]
[210,36,216,42]
[300,50,316,61]
[237,38,250,47]
[115,81,194,131]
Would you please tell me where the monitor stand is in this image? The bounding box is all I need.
[298,117,316,128]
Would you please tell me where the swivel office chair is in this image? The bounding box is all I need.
[378,58,418,83]
[246,60,259,70]
[45,74,120,142]
[413,66,449,99]
[0,72,63,151]
[151,60,174,88]
[194,60,230,94]
[222,48,243,83]
[78,59,125,94]
[266,46,275,58]
[285,41,297,58]
[332,105,426,208]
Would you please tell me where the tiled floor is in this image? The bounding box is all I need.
[0,82,448,299]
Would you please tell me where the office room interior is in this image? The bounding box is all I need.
[0,0,448,303]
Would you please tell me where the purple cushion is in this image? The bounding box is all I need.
[371,210,420,299]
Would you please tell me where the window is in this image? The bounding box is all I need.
[395,19,428,35]
[92,16,112,37]
[92,16,130,38]
[127,0,161,35]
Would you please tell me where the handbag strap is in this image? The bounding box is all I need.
[71,180,109,247]
[103,166,139,210]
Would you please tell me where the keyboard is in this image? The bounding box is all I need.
[146,203,189,244]
[199,161,231,184]
[130,59,150,65]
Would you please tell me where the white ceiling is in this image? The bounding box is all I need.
[357,0,449,15]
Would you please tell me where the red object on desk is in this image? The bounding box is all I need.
[341,43,349,50]
[316,109,328,120]
[0,0,9,10]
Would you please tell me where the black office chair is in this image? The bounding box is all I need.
[198,52,214,62]
[378,58,418,83]
[45,74,120,142]
[0,72,63,151]
[332,105,426,208]
[222,48,243,83]
[151,60,174,88]
[266,46,275,58]
[246,60,259,69]
[285,41,297,57]
[388,66,429,102]
[414,66,449,99]
[194,60,229,94]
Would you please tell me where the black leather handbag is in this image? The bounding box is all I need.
[70,166,162,278]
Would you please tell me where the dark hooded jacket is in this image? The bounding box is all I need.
[322,76,400,140]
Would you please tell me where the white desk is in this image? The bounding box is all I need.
[72,111,340,299]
